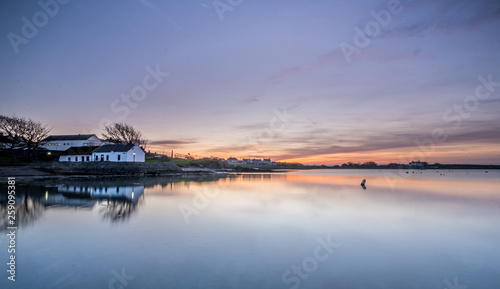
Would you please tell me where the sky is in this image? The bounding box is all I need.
[1,0,500,165]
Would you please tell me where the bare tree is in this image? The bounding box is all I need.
[0,115,51,161]
[101,122,147,148]
[23,118,51,161]
[0,115,25,161]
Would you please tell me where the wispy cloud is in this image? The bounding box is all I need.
[275,127,500,160]
[267,50,346,82]
[138,0,183,31]
[149,139,198,145]
[381,0,500,38]
[233,123,270,130]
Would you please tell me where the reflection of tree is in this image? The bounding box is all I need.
[98,195,144,223]
[0,191,45,232]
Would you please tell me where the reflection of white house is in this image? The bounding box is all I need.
[42,134,102,151]
[59,146,100,162]
[41,193,97,209]
[92,143,145,162]
[90,185,144,204]
[58,184,144,204]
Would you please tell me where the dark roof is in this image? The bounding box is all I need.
[61,146,100,156]
[44,134,98,141]
[93,144,135,153]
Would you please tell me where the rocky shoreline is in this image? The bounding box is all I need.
[30,161,184,176]
[0,162,285,178]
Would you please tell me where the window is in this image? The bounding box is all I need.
[106,155,109,161]
[68,157,70,161]
[118,155,121,161]
[86,156,90,161]
[81,156,85,162]
[75,157,77,161]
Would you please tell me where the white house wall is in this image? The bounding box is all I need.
[92,151,129,162]
[91,146,145,162]
[126,146,145,162]
[59,155,93,162]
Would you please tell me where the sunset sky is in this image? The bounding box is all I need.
[1,0,500,165]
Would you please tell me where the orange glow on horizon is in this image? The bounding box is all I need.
[147,142,500,165]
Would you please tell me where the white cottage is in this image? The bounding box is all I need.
[59,146,100,162]
[43,134,102,151]
[92,143,145,162]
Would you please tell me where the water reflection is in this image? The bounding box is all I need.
[1,170,499,289]
[0,175,230,230]
[0,179,150,229]
[0,186,45,232]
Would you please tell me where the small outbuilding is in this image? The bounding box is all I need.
[59,146,100,162]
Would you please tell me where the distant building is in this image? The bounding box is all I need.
[227,157,239,164]
[239,158,274,165]
[92,143,145,162]
[409,160,427,168]
[43,134,102,151]
[59,146,100,162]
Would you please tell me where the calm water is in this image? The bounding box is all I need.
[1,169,500,289]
